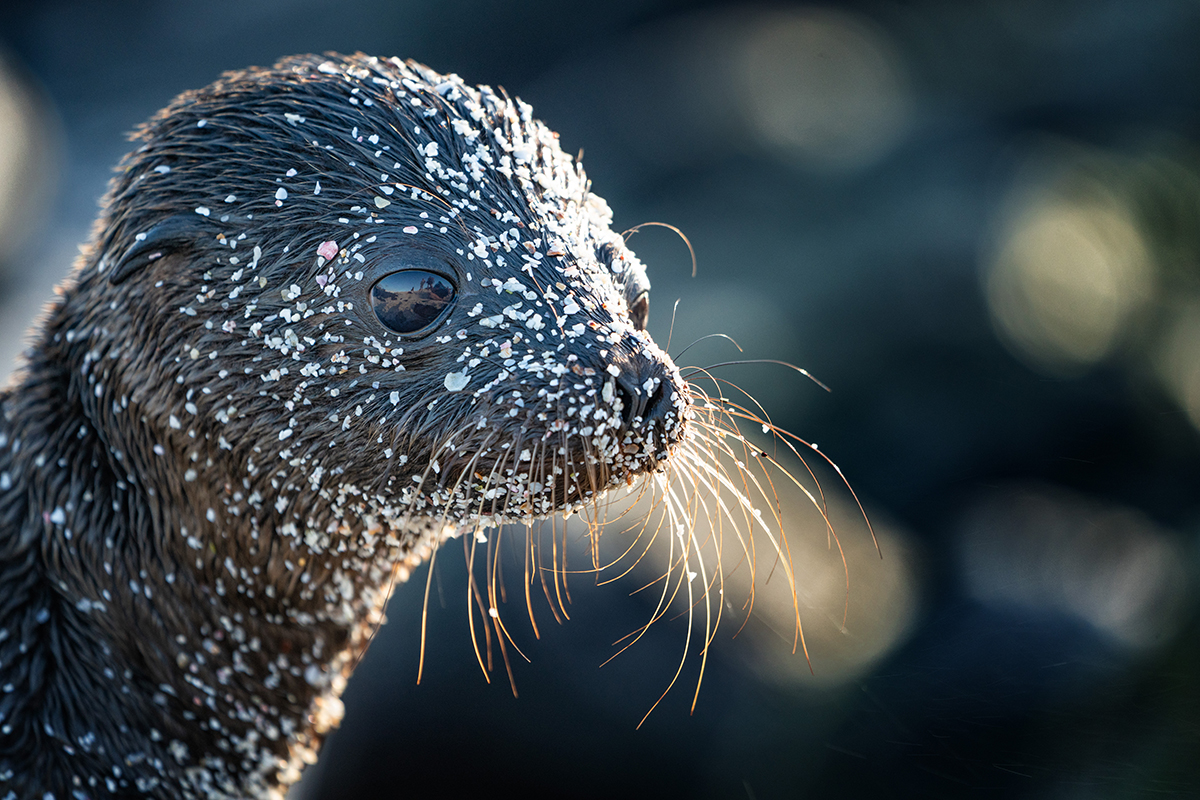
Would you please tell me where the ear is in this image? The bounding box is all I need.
[107,216,211,286]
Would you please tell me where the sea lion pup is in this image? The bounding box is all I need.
[0,53,804,798]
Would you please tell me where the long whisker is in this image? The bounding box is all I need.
[672,333,745,363]
[682,360,831,393]
[621,221,697,277]
[397,330,869,729]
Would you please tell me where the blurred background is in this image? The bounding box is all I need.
[3,1,1200,797]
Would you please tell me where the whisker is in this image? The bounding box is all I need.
[416,542,439,686]
[396,334,870,728]
[719,406,879,555]
[682,359,831,393]
[666,298,681,353]
[620,221,697,278]
[672,332,744,363]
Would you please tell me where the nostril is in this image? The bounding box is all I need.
[643,379,666,422]
[614,375,643,425]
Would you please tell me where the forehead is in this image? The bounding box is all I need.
[141,54,648,303]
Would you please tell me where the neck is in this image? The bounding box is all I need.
[0,327,412,798]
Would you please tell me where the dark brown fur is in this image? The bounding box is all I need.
[0,53,688,798]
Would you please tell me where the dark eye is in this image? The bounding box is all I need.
[629,291,649,331]
[369,270,456,335]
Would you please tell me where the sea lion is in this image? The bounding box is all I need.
[0,52,797,798]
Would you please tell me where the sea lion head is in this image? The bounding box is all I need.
[74,53,691,552]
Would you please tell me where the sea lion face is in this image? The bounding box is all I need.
[81,54,691,555]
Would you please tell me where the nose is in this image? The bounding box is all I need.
[612,354,680,441]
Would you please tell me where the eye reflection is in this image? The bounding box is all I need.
[369,270,455,334]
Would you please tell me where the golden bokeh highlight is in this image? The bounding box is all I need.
[987,174,1156,373]
[578,441,917,691]
[0,53,58,262]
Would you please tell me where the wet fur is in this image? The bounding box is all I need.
[0,53,693,798]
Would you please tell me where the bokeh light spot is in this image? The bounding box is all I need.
[1155,303,1200,434]
[960,484,1189,651]
[595,448,917,689]
[735,8,912,172]
[987,170,1155,372]
[0,53,58,263]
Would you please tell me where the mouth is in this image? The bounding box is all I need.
[401,391,691,523]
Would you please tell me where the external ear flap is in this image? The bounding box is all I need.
[107,216,211,285]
